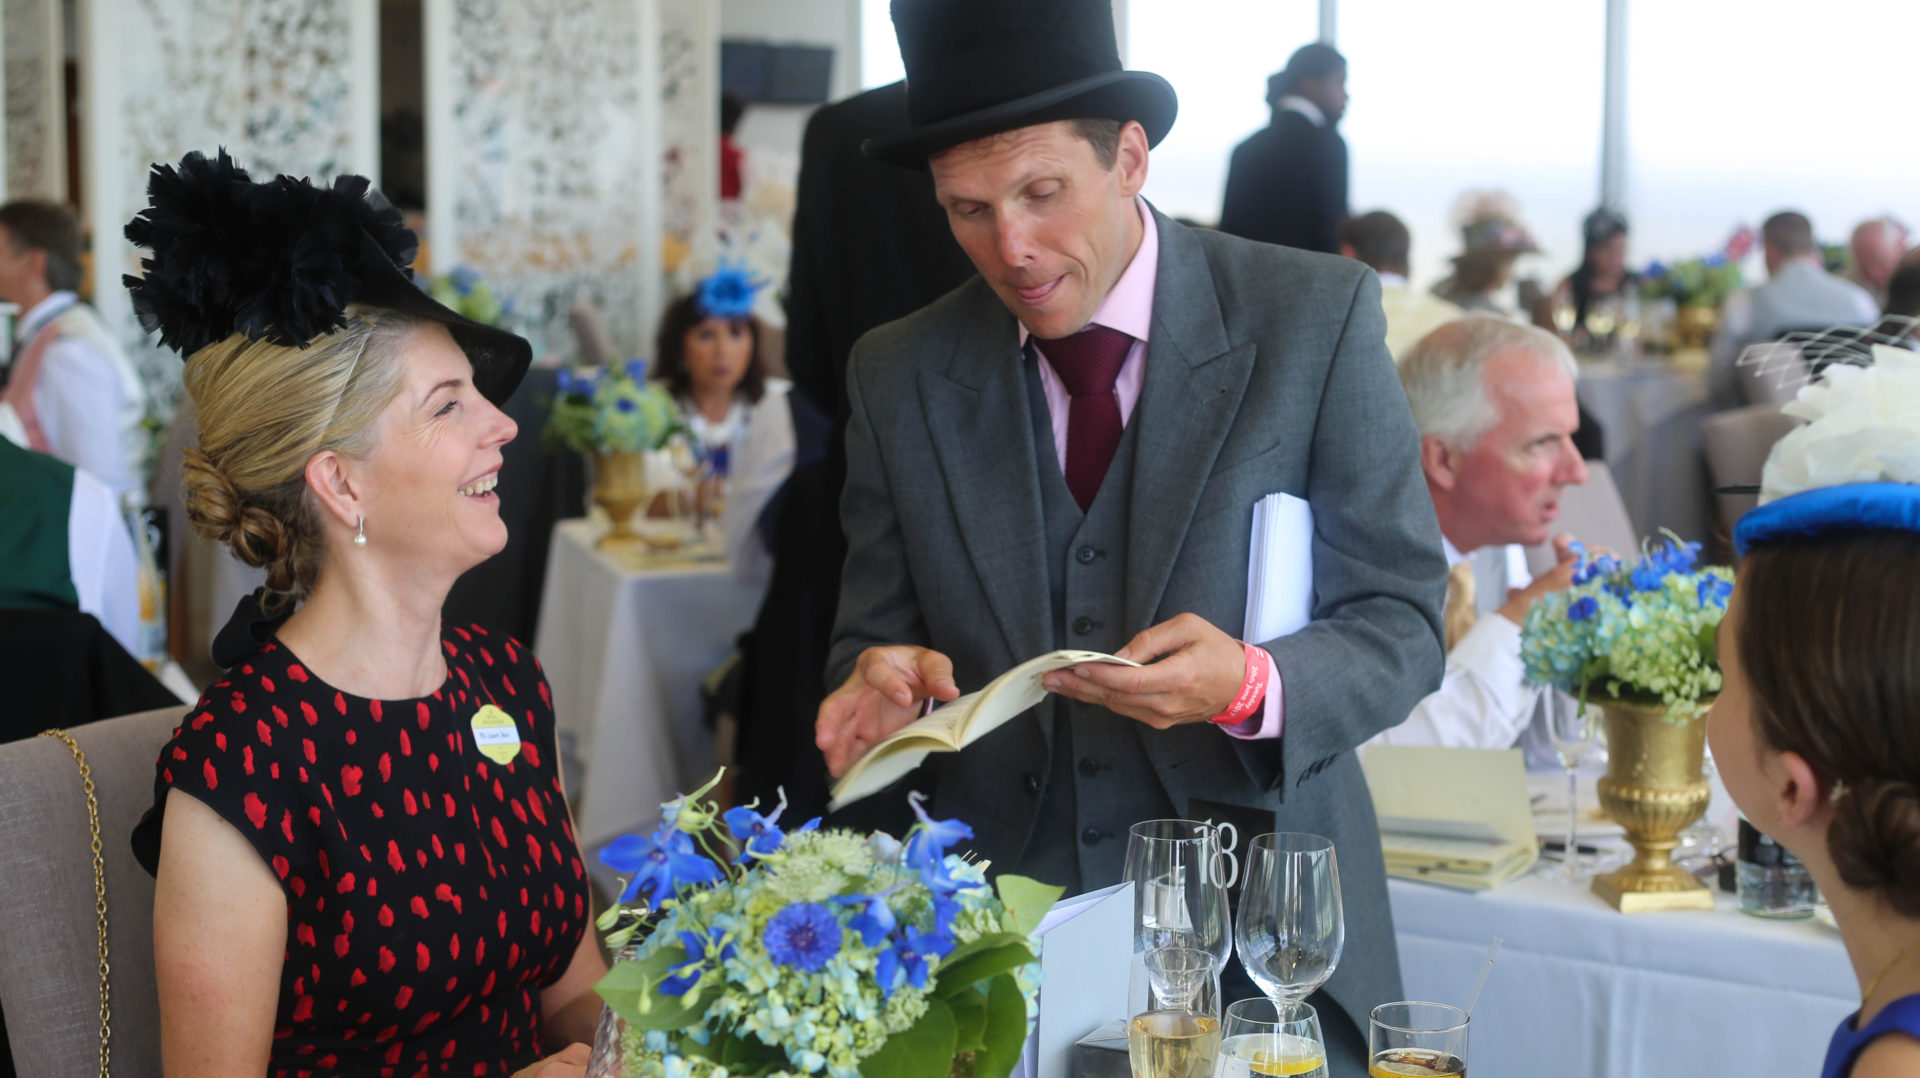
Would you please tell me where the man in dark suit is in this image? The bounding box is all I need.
[730,80,973,816]
[1218,43,1349,254]
[817,1,1444,1068]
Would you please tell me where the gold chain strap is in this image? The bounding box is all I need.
[39,729,110,1078]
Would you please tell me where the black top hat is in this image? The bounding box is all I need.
[123,149,530,405]
[863,0,1178,168]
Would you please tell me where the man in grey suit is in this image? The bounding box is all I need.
[816,0,1445,1063]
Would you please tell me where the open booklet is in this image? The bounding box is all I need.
[1361,744,1540,891]
[827,650,1141,811]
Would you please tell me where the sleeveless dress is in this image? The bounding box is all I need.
[1822,995,1920,1078]
[132,624,590,1077]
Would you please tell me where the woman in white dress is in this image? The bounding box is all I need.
[650,269,796,584]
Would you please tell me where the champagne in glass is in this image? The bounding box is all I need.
[1218,997,1327,1078]
[1128,947,1220,1078]
[1235,833,1343,1003]
[1369,1002,1468,1078]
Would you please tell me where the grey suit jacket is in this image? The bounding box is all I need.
[829,208,1447,1030]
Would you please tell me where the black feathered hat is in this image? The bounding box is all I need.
[123,149,530,405]
[862,0,1177,168]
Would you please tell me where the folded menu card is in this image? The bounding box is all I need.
[1361,745,1539,891]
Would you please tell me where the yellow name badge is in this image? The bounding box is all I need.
[470,705,522,765]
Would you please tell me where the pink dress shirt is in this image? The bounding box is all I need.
[1022,199,1284,739]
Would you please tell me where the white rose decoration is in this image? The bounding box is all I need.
[1760,345,1920,505]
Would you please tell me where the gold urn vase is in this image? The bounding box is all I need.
[591,450,648,548]
[1590,698,1716,912]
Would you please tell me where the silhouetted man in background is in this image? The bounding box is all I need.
[1219,42,1349,253]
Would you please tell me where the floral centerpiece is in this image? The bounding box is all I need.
[543,359,683,546]
[1520,535,1732,722]
[591,774,1061,1078]
[1520,537,1734,911]
[427,266,506,326]
[1638,255,1744,310]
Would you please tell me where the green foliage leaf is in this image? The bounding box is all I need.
[934,941,1038,1000]
[593,945,714,1032]
[940,931,1028,968]
[860,996,958,1078]
[949,986,989,1054]
[994,875,1065,937]
[972,972,1032,1078]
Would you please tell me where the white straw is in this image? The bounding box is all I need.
[1464,937,1503,1016]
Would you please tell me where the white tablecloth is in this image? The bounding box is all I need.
[1391,770,1854,1078]
[1578,362,1715,545]
[532,519,767,890]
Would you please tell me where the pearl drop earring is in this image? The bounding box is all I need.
[354,516,367,546]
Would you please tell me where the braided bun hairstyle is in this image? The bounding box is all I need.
[1737,529,1920,916]
[180,304,422,601]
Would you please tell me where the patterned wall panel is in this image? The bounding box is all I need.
[98,0,359,420]
[441,0,649,362]
[4,0,61,199]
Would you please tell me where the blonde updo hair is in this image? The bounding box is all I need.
[180,304,426,601]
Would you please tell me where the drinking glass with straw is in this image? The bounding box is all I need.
[1368,938,1499,1077]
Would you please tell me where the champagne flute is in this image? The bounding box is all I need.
[1548,691,1598,884]
[1127,946,1221,1078]
[1124,819,1236,972]
[1217,997,1327,1078]
[1369,1002,1468,1077]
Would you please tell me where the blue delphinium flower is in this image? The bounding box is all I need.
[723,795,819,863]
[625,357,649,382]
[660,927,735,997]
[875,925,955,997]
[1568,596,1600,621]
[904,792,973,874]
[450,266,482,294]
[763,902,842,973]
[834,891,899,947]
[1630,561,1667,592]
[599,825,723,904]
[616,397,637,413]
[1697,576,1732,609]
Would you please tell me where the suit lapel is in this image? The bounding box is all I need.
[918,286,1053,667]
[1124,211,1257,632]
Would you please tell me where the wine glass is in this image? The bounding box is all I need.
[1369,1002,1468,1077]
[1235,833,1343,1005]
[1217,997,1327,1078]
[1548,691,1598,883]
[1124,819,1236,973]
[1127,946,1221,1078]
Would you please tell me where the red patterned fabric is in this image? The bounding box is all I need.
[1035,324,1134,510]
[133,625,589,1077]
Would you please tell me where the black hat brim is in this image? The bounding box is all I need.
[862,70,1177,169]
[351,232,532,407]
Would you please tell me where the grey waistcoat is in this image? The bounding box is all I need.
[1013,355,1175,894]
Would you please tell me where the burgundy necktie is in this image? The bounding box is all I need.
[1036,324,1134,511]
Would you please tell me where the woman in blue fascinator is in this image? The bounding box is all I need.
[1708,345,1920,1078]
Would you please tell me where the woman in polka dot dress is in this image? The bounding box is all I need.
[124,151,606,1077]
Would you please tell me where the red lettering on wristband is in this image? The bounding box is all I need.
[1208,642,1270,727]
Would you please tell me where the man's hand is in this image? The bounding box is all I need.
[1041,613,1248,730]
[816,646,960,776]
[1496,532,1581,626]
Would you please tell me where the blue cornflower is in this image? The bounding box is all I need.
[1697,577,1732,609]
[616,397,638,413]
[833,890,899,947]
[763,902,842,973]
[875,926,955,997]
[1568,596,1600,622]
[599,825,723,905]
[723,795,819,863]
[624,357,649,382]
[660,927,734,996]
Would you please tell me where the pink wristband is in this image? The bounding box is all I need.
[1208,642,1270,727]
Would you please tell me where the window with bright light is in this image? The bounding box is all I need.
[1628,0,1920,273]
[1340,0,1605,290]
[861,0,905,89]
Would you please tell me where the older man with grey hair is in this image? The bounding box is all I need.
[1371,316,1588,754]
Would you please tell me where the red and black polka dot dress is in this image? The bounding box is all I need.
[132,624,591,1077]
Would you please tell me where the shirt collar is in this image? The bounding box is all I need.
[1019,195,1157,347]
[18,291,76,342]
[1376,272,1409,290]
[1441,535,1467,567]
[1276,95,1327,126]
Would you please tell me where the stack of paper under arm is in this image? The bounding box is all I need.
[1360,745,1539,891]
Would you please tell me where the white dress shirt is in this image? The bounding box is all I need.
[1370,537,1545,754]
[68,465,141,655]
[16,292,149,498]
